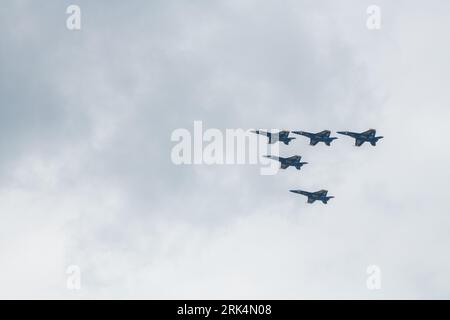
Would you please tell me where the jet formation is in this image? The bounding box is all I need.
[252,128,383,204]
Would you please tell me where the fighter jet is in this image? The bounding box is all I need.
[264,155,308,170]
[251,130,296,145]
[292,130,338,146]
[337,129,383,146]
[289,189,334,204]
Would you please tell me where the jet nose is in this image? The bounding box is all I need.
[336,131,346,134]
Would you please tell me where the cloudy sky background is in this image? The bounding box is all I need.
[1,0,450,299]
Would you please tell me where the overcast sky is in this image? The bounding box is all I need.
[1,0,450,299]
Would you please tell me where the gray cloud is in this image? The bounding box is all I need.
[1,0,450,298]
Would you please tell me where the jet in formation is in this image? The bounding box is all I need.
[337,129,383,146]
[292,130,338,146]
[264,155,308,170]
[289,189,334,204]
[251,130,296,145]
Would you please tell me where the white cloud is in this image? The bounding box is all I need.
[1,0,450,298]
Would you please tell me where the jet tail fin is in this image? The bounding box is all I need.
[295,162,307,170]
[325,137,338,146]
[370,136,384,146]
[283,137,296,145]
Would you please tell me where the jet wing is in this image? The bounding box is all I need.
[317,130,331,137]
[362,129,376,137]
[268,136,276,144]
[315,190,328,196]
[310,139,319,146]
[355,139,365,146]
[280,163,289,169]
[279,131,290,139]
[307,197,316,203]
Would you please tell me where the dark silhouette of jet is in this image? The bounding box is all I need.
[251,130,295,145]
[292,130,338,146]
[337,129,383,146]
[289,189,334,204]
[264,155,308,170]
